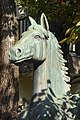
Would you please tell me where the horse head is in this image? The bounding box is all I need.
[9,13,49,66]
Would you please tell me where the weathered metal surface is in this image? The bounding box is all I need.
[9,14,80,120]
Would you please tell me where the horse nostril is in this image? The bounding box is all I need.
[18,48,21,53]
[16,48,22,57]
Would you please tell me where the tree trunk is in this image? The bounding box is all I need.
[0,0,19,120]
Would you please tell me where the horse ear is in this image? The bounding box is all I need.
[29,16,37,25]
[40,13,49,32]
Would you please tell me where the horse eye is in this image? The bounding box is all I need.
[34,35,40,39]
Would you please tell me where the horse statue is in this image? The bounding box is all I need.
[9,13,80,120]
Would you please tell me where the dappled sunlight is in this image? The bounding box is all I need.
[9,13,80,120]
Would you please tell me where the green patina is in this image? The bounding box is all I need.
[9,14,80,120]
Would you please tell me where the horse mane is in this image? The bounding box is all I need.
[50,32,70,82]
[48,32,71,97]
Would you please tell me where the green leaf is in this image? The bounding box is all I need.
[70,28,75,37]
[59,38,67,44]
[73,16,80,24]
[65,28,71,35]
[75,27,80,33]
[72,37,78,44]
[76,21,80,26]
[71,33,76,39]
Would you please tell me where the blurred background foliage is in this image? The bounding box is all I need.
[60,12,80,44]
[15,0,80,44]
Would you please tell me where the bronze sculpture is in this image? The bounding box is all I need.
[9,13,80,120]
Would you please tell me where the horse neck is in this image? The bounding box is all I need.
[32,34,70,99]
[32,60,47,95]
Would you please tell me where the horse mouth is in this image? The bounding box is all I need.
[9,58,25,64]
[10,56,33,64]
